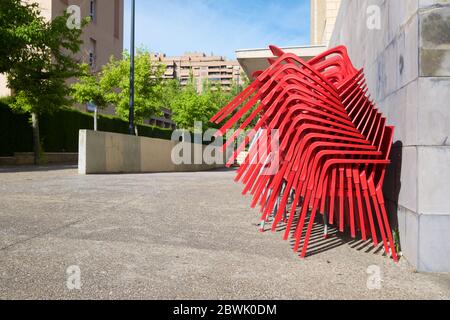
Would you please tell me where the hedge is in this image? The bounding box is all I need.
[0,102,175,156]
[0,101,33,156]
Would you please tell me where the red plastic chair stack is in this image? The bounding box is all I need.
[210,45,398,262]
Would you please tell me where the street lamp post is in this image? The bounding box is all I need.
[128,0,136,135]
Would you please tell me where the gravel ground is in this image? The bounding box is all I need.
[0,165,448,299]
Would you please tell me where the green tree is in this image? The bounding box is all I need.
[100,50,166,126]
[7,7,86,164]
[170,76,214,130]
[160,78,181,110]
[170,73,252,131]
[71,64,108,130]
[0,0,41,73]
[203,81,233,116]
[231,72,258,129]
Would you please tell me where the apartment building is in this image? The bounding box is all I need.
[0,0,124,114]
[146,107,175,129]
[152,52,244,93]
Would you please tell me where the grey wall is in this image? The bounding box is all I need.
[330,0,450,272]
[78,130,226,175]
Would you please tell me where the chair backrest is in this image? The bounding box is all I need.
[380,126,394,160]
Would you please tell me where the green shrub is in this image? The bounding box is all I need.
[0,101,33,156]
[137,123,173,141]
[0,103,178,155]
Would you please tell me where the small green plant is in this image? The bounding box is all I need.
[392,229,401,254]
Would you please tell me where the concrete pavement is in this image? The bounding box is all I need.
[0,166,449,299]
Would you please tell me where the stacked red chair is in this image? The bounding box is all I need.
[210,45,399,262]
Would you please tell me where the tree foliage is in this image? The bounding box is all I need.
[160,78,181,110]
[170,73,251,130]
[100,50,166,123]
[70,63,108,109]
[170,79,211,130]
[71,52,253,132]
[7,12,85,115]
[0,0,42,73]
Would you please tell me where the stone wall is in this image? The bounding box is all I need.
[78,130,226,175]
[330,0,450,272]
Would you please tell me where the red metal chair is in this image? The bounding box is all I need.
[210,45,398,262]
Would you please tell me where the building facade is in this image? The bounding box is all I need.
[329,0,450,272]
[310,0,342,46]
[152,52,244,93]
[0,0,124,114]
[146,107,176,130]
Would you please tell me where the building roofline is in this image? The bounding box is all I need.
[235,44,326,54]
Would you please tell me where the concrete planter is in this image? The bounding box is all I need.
[78,129,226,174]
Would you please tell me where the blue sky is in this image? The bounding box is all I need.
[124,0,311,59]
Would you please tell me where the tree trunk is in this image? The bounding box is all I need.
[31,112,41,165]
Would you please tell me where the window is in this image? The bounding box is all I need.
[89,52,94,68]
[88,38,97,69]
[89,0,97,23]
